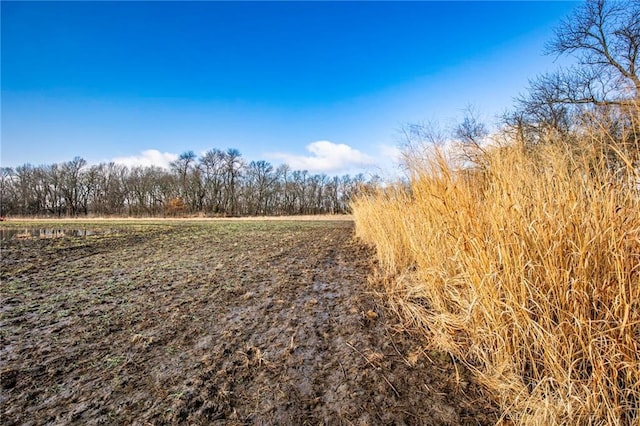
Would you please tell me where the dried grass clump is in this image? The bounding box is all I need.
[353,137,640,425]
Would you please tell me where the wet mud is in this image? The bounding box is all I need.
[1,221,497,425]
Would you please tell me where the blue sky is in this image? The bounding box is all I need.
[2,1,578,175]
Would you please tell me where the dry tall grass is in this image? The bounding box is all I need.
[353,136,640,424]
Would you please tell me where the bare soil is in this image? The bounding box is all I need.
[1,220,498,425]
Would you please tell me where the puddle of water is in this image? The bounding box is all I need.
[0,228,110,241]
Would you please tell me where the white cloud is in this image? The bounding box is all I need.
[268,141,376,174]
[371,144,405,179]
[112,149,179,169]
[379,143,403,164]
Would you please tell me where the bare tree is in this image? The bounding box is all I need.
[222,149,243,216]
[508,0,639,148]
[0,167,15,217]
[454,106,491,167]
[59,157,87,216]
[170,151,196,200]
[509,72,575,140]
[244,160,276,215]
[546,0,639,105]
[200,149,226,214]
[275,164,293,215]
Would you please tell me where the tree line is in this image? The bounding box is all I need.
[0,149,379,217]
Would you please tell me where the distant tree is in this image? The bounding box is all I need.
[104,162,128,216]
[200,149,226,214]
[60,157,87,216]
[170,151,196,202]
[86,163,125,216]
[244,160,276,215]
[171,151,196,179]
[14,164,38,215]
[224,148,244,216]
[275,164,294,215]
[292,170,309,214]
[80,165,102,215]
[0,167,15,216]
[454,106,490,167]
[325,174,344,214]
[45,164,64,216]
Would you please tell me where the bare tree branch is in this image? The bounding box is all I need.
[545,0,640,99]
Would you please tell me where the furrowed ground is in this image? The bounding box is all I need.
[0,220,497,425]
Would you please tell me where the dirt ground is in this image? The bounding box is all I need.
[1,220,498,425]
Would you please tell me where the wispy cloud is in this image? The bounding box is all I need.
[268,140,376,174]
[112,149,178,169]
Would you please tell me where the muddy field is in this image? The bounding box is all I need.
[1,220,497,425]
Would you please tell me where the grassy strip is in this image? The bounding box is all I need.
[352,141,640,425]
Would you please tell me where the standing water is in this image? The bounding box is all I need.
[0,228,108,241]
